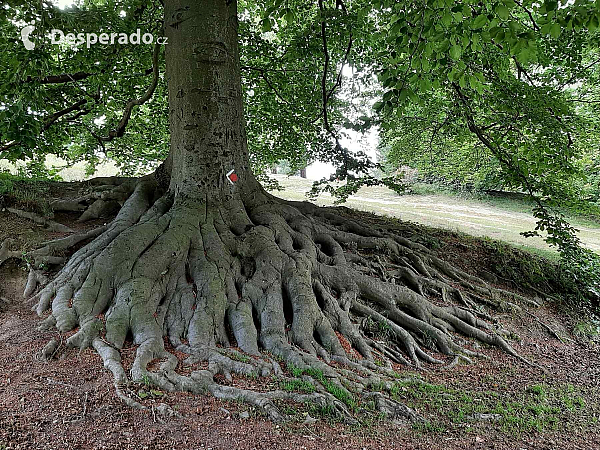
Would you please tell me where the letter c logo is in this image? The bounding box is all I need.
[21,25,35,50]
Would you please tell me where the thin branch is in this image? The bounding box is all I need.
[452,82,543,208]
[325,27,353,105]
[559,57,600,89]
[42,99,88,131]
[28,66,154,85]
[99,43,161,142]
[316,0,353,140]
[241,66,307,73]
[81,122,107,153]
[245,67,291,105]
[66,109,92,122]
[0,98,89,154]
[0,140,19,154]
[318,0,332,134]
[566,98,600,104]
[427,114,450,163]
[515,0,540,31]
[513,57,536,86]
[30,71,94,84]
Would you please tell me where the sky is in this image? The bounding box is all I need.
[54,0,74,8]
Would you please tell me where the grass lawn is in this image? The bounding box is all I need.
[269,175,600,258]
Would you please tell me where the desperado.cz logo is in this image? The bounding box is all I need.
[20,26,167,50]
[20,25,36,50]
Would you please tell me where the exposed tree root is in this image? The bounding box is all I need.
[49,176,144,223]
[6,207,73,233]
[24,265,48,298]
[24,179,540,423]
[0,176,131,270]
[0,239,20,267]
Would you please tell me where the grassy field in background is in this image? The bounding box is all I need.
[0,156,119,181]
[268,175,600,258]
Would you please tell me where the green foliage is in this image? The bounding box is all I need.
[381,28,600,299]
[0,171,14,196]
[573,318,600,339]
[0,0,168,170]
[371,2,600,297]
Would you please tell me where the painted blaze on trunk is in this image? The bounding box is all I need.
[165,0,253,197]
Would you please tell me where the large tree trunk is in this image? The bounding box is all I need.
[17,0,535,424]
[165,0,256,197]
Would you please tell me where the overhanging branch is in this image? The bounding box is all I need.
[32,71,94,85]
[0,98,89,154]
[452,82,546,211]
[316,0,353,140]
[99,43,161,142]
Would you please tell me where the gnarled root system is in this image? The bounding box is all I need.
[27,179,534,423]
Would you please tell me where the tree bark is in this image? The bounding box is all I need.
[164,0,257,198]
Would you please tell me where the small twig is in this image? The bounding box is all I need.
[302,424,320,438]
[82,392,89,419]
[45,376,71,388]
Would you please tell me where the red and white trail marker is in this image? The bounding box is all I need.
[226,169,238,185]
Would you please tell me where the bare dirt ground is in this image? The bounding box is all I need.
[1,187,599,449]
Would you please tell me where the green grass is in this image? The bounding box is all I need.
[280,379,316,394]
[387,379,594,434]
[410,181,600,224]
[308,403,340,422]
[287,365,358,411]
[268,176,600,256]
[0,155,119,182]
[279,401,342,424]
[0,171,52,214]
[526,384,547,398]
[412,420,447,433]
[224,351,252,364]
